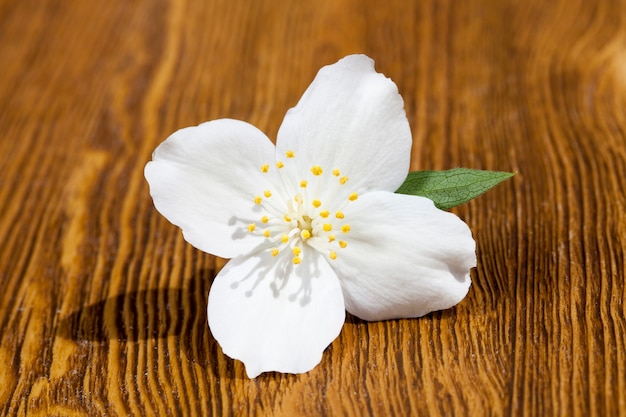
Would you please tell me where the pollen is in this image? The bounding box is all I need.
[261,164,269,173]
[301,229,311,240]
[335,211,344,219]
[339,240,347,248]
[348,192,358,201]
[276,161,285,168]
[311,165,323,176]
[319,210,329,218]
[292,246,301,256]
[271,248,279,257]
[263,190,272,198]
[332,169,341,176]
[341,225,351,233]
[312,199,321,208]
[329,251,337,260]
[323,223,332,232]
[339,176,349,185]
[248,223,256,232]
[261,216,269,224]
[281,234,289,243]
[286,150,295,158]
[328,234,336,242]
[300,180,308,188]
[293,257,302,265]
[263,230,271,238]
[254,195,262,205]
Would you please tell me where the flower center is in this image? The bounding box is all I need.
[248,150,358,264]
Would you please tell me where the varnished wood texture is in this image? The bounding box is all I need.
[1,0,625,415]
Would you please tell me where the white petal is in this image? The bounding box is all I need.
[208,247,345,378]
[334,191,476,321]
[145,119,285,259]
[275,55,412,195]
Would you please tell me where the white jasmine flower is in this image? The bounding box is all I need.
[145,55,476,378]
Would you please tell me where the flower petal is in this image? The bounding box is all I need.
[208,247,345,378]
[334,191,476,321]
[275,55,412,195]
[145,119,285,259]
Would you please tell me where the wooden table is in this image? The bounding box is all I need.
[1,0,625,415]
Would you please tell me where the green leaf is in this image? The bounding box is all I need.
[395,168,515,210]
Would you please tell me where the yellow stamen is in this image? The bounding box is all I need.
[339,176,349,185]
[263,230,271,238]
[329,251,337,260]
[300,229,311,240]
[264,190,272,198]
[339,240,347,248]
[271,248,279,257]
[348,192,358,201]
[248,223,256,232]
[284,214,292,222]
[319,210,329,218]
[300,180,308,188]
[311,165,323,176]
[293,257,302,265]
[276,161,285,168]
[254,196,262,205]
[292,246,301,256]
[341,225,351,233]
[335,211,344,219]
[328,234,336,242]
[261,164,269,173]
[281,234,289,243]
[312,199,321,208]
[332,169,341,176]
[261,216,269,224]
[323,223,332,232]
[286,150,295,158]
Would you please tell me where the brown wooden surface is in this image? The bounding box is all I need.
[1,0,625,415]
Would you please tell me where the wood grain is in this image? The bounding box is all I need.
[1,0,625,415]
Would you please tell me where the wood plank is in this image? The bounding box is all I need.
[0,0,624,415]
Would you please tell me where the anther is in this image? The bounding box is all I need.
[300,229,311,240]
[323,224,332,232]
[339,240,347,248]
[293,257,302,265]
[264,190,272,198]
[339,176,349,185]
[248,223,256,232]
[271,248,279,257]
[286,150,295,158]
[341,225,351,233]
[319,210,329,218]
[348,192,358,201]
[284,214,292,222]
[335,211,344,219]
[328,234,336,242]
[311,165,323,176]
[261,164,269,173]
[281,234,289,243]
[254,196,262,205]
[276,161,285,168]
[332,169,340,176]
[263,230,271,238]
[312,199,322,208]
[329,251,337,260]
[300,180,308,188]
[292,246,301,256]
[261,216,269,223]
